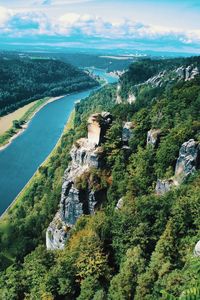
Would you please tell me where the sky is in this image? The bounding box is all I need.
[0,0,200,53]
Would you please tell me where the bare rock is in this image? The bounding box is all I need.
[194,241,200,256]
[175,139,200,183]
[46,112,112,250]
[116,84,122,104]
[88,112,112,146]
[115,198,124,210]
[122,122,134,144]
[155,179,174,195]
[147,129,161,147]
[127,93,136,104]
[156,139,200,195]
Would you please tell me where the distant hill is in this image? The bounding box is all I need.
[0,56,98,116]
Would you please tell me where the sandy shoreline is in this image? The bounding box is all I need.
[0,109,75,220]
[0,95,65,152]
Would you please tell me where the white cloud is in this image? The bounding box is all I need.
[0,6,12,26]
[0,5,200,51]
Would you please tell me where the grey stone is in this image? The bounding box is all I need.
[122,122,134,144]
[156,139,200,195]
[194,240,200,256]
[155,179,174,195]
[175,139,200,183]
[46,112,112,250]
[115,198,124,210]
[147,129,161,147]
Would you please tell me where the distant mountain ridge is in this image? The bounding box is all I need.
[0,56,98,116]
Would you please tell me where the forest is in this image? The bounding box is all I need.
[0,56,97,116]
[0,56,200,299]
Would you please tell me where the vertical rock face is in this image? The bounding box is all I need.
[122,122,134,144]
[147,129,161,148]
[194,241,200,256]
[175,139,200,183]
[156,139,199,195]
[88,112,112,146]
[46,112,112,250]
[116,84,122,104]
[176,65,199,81]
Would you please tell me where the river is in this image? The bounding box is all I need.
[0,69,118,215]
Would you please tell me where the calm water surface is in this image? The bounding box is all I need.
[0,70,117,215]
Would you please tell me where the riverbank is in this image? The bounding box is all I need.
[0,109,75,221]
[0,95,65,151]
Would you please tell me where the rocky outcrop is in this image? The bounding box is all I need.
[175,65,199,81]
[175,139,200,183]
[115,198,124,210]
[116,84,122,104]
[146,71,167,87]
[194,240,200,256]
[155,179,175,195]
[46,112,112,250]
[147,129,161,148]
[127,93,136,104]
[156,139,200,195]
[88,112,112,146]
[122,122,134,144]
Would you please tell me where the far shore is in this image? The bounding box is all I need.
[0,95,65,152]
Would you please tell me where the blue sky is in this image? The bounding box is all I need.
[0,0,200,53]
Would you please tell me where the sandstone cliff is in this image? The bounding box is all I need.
[46,112,112,250]
[156,139,200,195]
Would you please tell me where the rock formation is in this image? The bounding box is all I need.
[194,240,200,256]
[146,71,167,87]
[115,198,124,210]
[116,84,122,104]
[147,129,161,148]
[127,93,136,104]
[122,122,134,144]
[155,179,175,196]
[156,139,200,195]
[174,139,200,183]
[176,65,199,81]
[46,112,112,250]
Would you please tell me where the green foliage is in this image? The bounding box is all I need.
[1,56,200,299]
[0,56,97,116]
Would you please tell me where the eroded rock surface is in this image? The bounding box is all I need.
[156,139,200,195]
[46,112,112,250]
[122,122,134,144]
[175,139,200,183]
[115,198,124,210]
[147,129,161,148]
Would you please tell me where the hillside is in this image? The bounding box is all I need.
[0,57,200,299]
[0,56,98,116]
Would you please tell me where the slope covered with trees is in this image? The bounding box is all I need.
[0,57,200,299]
[0,56,98,116]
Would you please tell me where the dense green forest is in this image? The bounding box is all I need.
[0,51,134,73]
[0,56,200,299]
[0,56,97,116]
